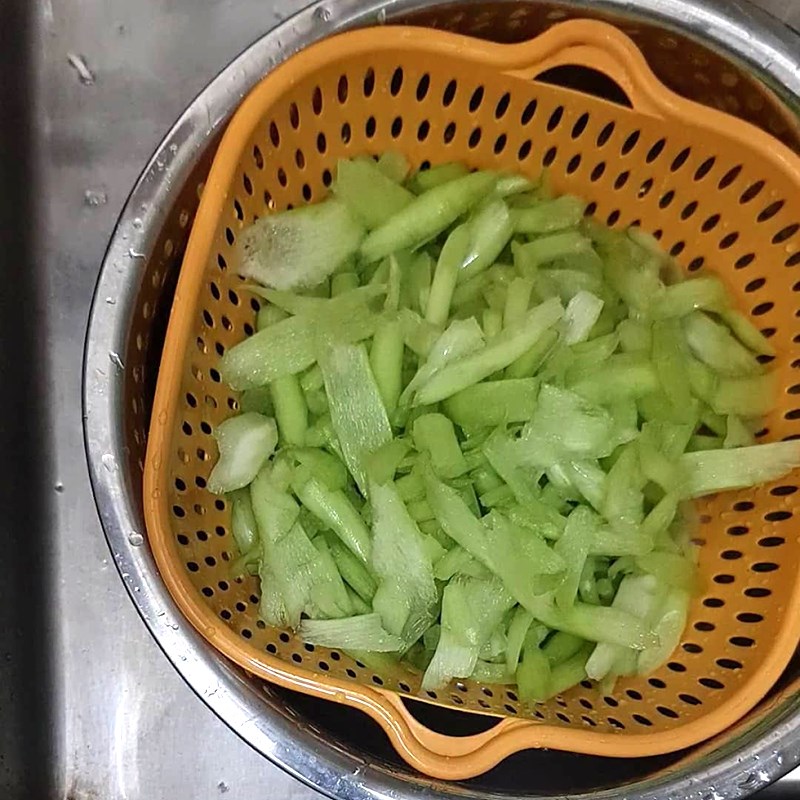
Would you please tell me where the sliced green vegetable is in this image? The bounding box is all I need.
[239,199,364,290]
[208,413,277,493]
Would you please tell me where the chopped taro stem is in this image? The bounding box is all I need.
[207,154,792,702]
[207,413,277,494]
[239,199,365,290]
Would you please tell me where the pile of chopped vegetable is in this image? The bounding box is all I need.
[208,153,800,701]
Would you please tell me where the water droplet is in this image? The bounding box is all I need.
[104,296,116,305]
[127,247,144,259]
[54,482,64,493]
[375,7,387,23]
[84,188,107,206]
[128,531,144,547]
[67,52,95,85]
[169,143,178,154]
[108,351,125,370]
[217,781,229,794]
[313,5,331,21]
[101,453,117,472]
[132,217,143,230]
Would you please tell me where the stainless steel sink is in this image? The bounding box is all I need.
[3,0,800,797]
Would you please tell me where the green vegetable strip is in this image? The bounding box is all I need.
[320,342,392,495]
[444,379,539,428]
[292,448,348,492]
[679,442,800,498]
[426,225,470,326]
[370,481,438,645]
[376,151,411,183]
[410,162,469,193]
[413,414,468,478]
[208,413,278,494]
[541,632,585,666]
[719,308,776,356]
[327,535,377,601]
[239,198,365,290]
[653,276,728,319]
[554,507,593,609]
[271,375,308,447]
[683,311,761,377]
[370,319,405,416]
[360,171,497,263]
[516,644,551,703]
[503,277,534,329]
[505,607,534,675]
[299,613,404,652]
[458,199,514,283]
[506,328,559,379]
[229,488,260,555]
[294,476,372,564]
[333,157,414,229]
[563,290,604,345]
[256,304,288,331]
[510,196,586,234]
[514,231,592,274]
[220,294,380,389]
[331,272,360,297]
[414,298,563,405]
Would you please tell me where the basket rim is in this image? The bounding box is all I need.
[143,18,800,779]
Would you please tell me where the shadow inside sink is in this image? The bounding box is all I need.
[0,1,56,796]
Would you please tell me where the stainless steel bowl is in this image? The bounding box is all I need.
[84,1,800,797]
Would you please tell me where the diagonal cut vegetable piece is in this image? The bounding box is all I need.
[319,342,392,496]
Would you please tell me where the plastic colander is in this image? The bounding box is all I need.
[143,19,800,779]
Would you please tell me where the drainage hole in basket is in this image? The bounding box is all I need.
[340,123,351,145]
[521,98,537,125]
[751,562,779,573]
[735,252,756,269]
[787,252,800,268]
[596,121,615,147]
[682,642,703,654]
[391,117,403,138]
[363,67,375,98]
[752,301,774,316]
[516,138,530,160]
[337,75,348,104]
[632,713,653,727]
[311,86,323,115]
[758,199,785,222]
[716,658,743,671]
[701,213,721,233]
[442,79,457,107]
[613,171,630,190]
[542,146,558,168]
[719,232,739,249]
[590,162,606,182]
[546,105,564,132]
[693,156,716,181]
[416,73,430,102]
[699,677,725,690]
[645,138,666,164]
[621,130,640,156]
[687,256,705,272]
[670,147,691,172]
[656,706,679,719]
[495,92,511,120]
[703,597,725,608]
[417,120,430,142]
[233,199,243,221]
[566,154,581,175]
[571,112,589,140]
[268,121,280,147]
[659,189,675,209]
[737,611,765,624]
[288,102,300,130]
[729,635,756,647]
[469,85,484,113]
[718,164,742,190]
[493,134,507,155]
[607,717,625,729]
[365,116,377,139]
[443,122,456,144]
[679,693,702,706]
[774,223,800,244]
[740,180,766,204]
[648,677,667,689]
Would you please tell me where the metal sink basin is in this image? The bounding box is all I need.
[4,0,800,797]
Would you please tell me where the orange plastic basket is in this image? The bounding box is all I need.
[144,19,800,779]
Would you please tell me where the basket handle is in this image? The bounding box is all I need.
[499,20,670,118]
[377,691,532,777]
